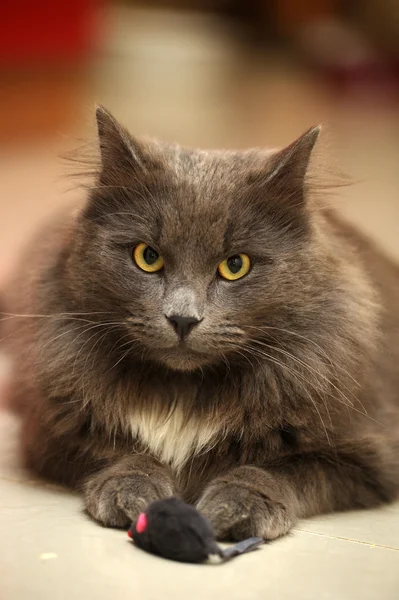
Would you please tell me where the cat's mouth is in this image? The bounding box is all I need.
[160,345,215,372]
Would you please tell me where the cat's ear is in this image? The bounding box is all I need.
[248,126,321,232]
[266,126,320,192]
[95,106,156,182]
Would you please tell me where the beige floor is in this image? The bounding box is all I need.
[1,7,399,600]
[1,411,398,600]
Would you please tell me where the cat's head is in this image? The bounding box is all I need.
[72,107,326,372]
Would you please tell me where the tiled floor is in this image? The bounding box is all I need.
[0,7,398,600]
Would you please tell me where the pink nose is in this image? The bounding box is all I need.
[136,512,148,534]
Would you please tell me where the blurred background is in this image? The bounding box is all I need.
[0,0,398,284]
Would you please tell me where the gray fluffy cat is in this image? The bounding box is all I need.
[3,107,399,540]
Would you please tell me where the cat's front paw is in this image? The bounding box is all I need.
[83,471,173,528]
[197,482,295,541]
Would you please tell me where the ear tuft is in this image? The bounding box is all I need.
[95,105,135,168]
[267,125,321,186]
[95,105,114,139]
[94,106,158,184]
[246,126,322,234]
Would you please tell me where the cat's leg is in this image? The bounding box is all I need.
[197,466,297,541]
[82,455,175,528]
[197,453,396,541]
[20,406,176,528]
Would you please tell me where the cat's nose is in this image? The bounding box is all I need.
[166,315,201,340]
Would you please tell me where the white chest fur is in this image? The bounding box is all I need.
[129,404,221,473]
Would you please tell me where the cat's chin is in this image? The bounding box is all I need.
[160,349,214,372]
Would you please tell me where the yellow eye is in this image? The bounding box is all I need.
[133,243,164,273]
[218,254,251,281]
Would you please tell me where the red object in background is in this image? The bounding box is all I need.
[0,1,104,65]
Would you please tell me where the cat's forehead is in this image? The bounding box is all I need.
[154,145,272,215]
[154,147,257,252]
[142,144,276,257]
[158,143,274,185]
[155,163,228,258]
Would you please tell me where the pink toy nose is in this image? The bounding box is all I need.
[136,512,148,534]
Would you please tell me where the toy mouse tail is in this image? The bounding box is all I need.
[218,537,265,562]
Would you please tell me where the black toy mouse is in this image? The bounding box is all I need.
[128,497,264,564]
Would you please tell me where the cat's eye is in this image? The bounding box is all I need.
[133,243,164,273]
[218,254,251,281]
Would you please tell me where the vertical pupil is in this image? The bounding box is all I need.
[143,246,158,265]
[227,255,243,274]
